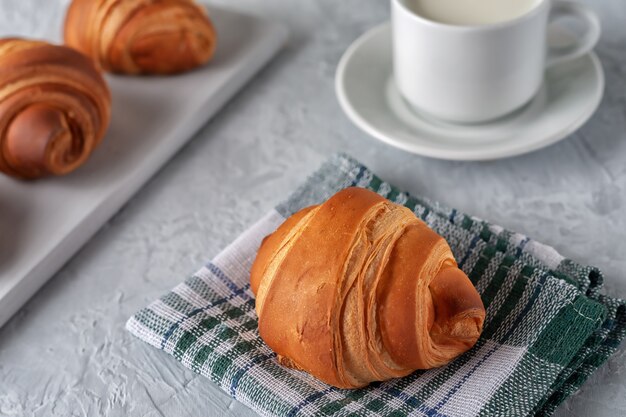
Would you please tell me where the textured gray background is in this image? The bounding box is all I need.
[0,0,625,416]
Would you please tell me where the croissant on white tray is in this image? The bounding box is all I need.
[64,0,217,75]
[0,39,111,179]
[251,187,486,389]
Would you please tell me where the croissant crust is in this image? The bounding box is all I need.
[64,0,217,75]
[0,39,111,179]
[251,187,486,388]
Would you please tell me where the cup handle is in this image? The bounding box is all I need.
[546,0,601,68]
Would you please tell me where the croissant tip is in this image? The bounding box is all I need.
[449,312,485,339]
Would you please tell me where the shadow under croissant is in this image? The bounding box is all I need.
[0,195,31,271]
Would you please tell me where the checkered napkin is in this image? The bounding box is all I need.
[126,154,626,417]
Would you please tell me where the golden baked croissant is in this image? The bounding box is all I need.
[64,0,217,75]
[0,39,111,179]
[251,187,486,389]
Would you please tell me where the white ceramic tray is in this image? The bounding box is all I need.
[0,6,287,328]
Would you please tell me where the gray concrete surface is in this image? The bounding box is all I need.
[0,0,625,416]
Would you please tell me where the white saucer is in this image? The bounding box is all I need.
[335,23,605,161]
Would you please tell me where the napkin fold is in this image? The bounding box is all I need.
[127,154,626,417]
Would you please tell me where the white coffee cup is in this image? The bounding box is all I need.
[392,0,601,123]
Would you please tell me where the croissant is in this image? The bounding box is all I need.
[64,0,217,75]
[251,187,486,389]
[0,39,111,179]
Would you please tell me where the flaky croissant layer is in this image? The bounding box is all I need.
[64,0,217,75]
[251,187,486,389]
[0,39,111,179]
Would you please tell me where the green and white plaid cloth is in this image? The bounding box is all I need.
[127,154,626,417]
